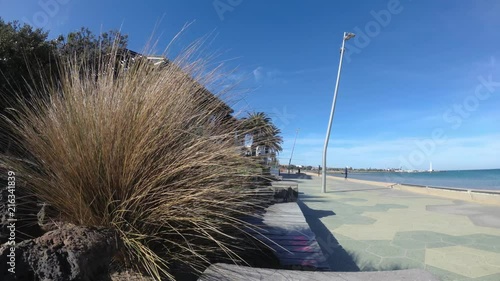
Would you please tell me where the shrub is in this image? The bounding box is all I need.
[1,41,272,280]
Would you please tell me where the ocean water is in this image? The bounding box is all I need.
[328,169,500,191]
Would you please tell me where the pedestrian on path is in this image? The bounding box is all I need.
[344,167,348,179]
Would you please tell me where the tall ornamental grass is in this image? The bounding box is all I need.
[1,43,273,280]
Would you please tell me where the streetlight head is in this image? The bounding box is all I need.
[344,33,356,41]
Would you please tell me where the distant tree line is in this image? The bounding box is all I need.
[0,19,128,108]
[0,18,128,153]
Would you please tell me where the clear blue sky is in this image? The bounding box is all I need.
[1,0,499,170]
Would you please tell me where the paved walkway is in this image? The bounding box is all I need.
[289,173,500,281]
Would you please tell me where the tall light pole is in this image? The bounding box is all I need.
[288,128,299,173]
[322,32,355,193]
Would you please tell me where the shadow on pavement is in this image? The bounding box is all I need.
[328,187,390,193]
[297,193,329,203]
[297,200,360,272]
[281,173,312,180]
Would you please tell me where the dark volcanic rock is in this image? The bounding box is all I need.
[0,224,118,281]
[274,187,298,202]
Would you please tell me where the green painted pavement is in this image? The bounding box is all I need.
[290,173,500,281]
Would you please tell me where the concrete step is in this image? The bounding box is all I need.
[198,263,440,281]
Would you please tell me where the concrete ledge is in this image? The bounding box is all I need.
[243,202,329,270]
[394,184,500,206]
[198,263,440,281]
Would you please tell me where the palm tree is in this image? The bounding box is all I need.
[240,112,283,161]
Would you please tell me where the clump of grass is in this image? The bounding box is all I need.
[1,41,273,280]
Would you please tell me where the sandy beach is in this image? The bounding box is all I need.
[304,171,500,206]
